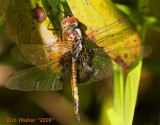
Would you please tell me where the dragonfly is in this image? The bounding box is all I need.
[5,3,145,122]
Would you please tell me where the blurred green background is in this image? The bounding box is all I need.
[0,0,160,124]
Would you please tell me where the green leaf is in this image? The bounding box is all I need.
[123,61,142,125]
[107,62,124,125]
[42,0,64,28]
[5,0,58,45]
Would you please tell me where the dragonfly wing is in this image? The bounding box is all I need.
[19,40,73,72]
[77,41,113,85]
[83,50,113,85]
[6,41,74,91]
[86,5,148,41]
[87,23,141,69]
[85,7,147,69]
[5,67,63,91]
[11,46,32,65]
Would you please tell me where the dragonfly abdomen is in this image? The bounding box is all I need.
[71,56,80,122]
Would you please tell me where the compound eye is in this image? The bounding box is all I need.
[68,14,72,17]
[63,14,72,19]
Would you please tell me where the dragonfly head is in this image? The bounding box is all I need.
[61,15,79,28]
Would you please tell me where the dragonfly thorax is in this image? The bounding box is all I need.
[63,28,83,42]
[61,15,83,43]
[61,16,79,28]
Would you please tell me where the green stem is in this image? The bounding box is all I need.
[106,62,124,125]
[123,0,148,125]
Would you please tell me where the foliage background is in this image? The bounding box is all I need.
[0,0,160,124]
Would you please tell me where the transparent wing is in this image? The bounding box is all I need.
[11,46,32,65]
[5,67,63,91]
[19,40,73,72]
[86,5,148,40]
[94,26,141,69]
[86,12,143,69]
[6,41,74,91]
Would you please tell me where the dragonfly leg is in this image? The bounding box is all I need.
[47,22,60,31]
[71,57,80,122]
[47,6,63,30]
[56,6,66,14]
